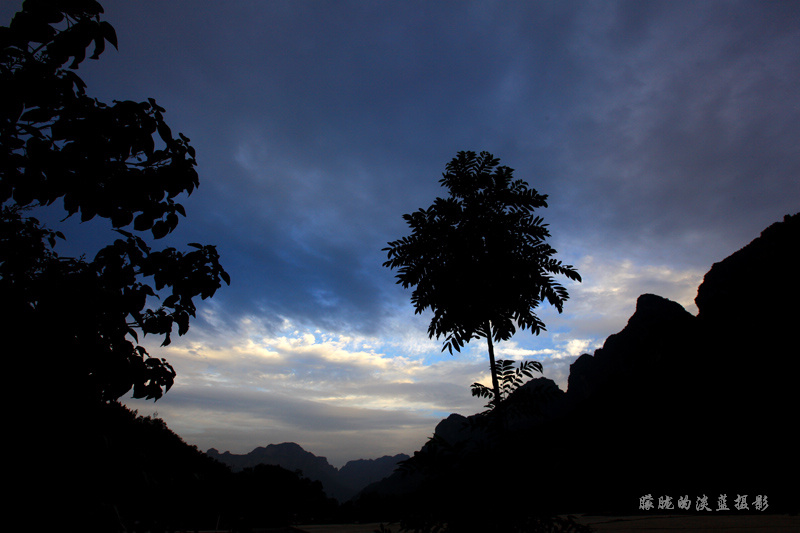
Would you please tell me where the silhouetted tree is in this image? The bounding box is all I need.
[383,151,579,407]
[0,0,229,404]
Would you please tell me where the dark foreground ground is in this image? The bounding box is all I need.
[292,514,800,533]
[573,514,800,532]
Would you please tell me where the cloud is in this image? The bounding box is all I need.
[534,253,703,347]
[125,311,488,465]
[556,0,800,260]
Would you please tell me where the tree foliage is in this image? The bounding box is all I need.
[383,151,580,406]
[0,0,229,403]
[470,359,543,410]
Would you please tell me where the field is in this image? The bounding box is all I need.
[293,514,800,533]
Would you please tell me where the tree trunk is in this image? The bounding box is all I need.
[486,322,502,407]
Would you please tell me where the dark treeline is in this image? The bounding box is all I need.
[55,401,344,531]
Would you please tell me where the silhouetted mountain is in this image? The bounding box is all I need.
[339,454,412,498]
[208,443,408,502]
[567,293,697,402]
[359,213,800,525]
[208,442,338,477]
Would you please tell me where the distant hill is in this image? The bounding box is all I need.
[208,443,409,502]
[31,402,339,532]
[358,213,800,526]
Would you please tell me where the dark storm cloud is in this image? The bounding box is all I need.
[4,0,797,333]
[556,0,800,265]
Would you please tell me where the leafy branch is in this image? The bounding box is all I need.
[471,359,543,412]
[1,1,229,403]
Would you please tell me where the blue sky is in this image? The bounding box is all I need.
[4,0,798,467]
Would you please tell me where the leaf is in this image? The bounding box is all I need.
[133,213,152,231]
[89,34,105,60]
[68,44,86,69]
[151,220,169,239]
[162,294,179,308]
[176,311,190,335]
[111,209,133,228]
[100,20,117,49]
[157,122,172,144]
[165,212,179,232]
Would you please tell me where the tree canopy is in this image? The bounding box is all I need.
[383,151,580,406]
[0,0,229,403]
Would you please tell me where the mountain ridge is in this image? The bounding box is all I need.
[356,212,800,519]
[207,442,409,502]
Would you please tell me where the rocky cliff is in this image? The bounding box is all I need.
[359,213,800,517]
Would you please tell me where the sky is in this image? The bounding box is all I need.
[4,0,799,468]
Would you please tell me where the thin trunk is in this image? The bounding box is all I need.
[486,322,502,407]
